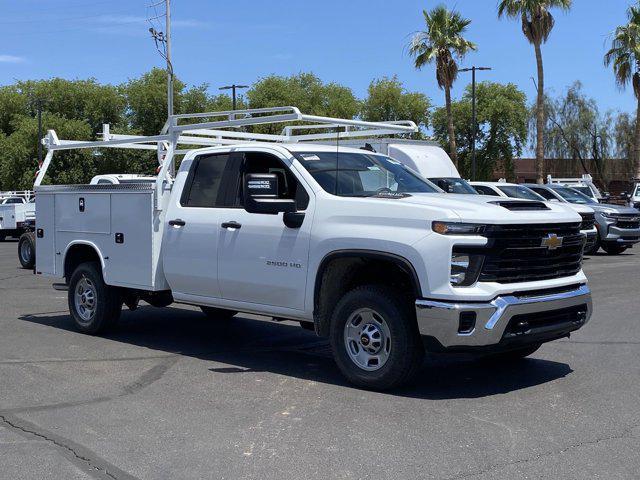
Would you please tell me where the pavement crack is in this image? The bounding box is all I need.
[0,413,139,480]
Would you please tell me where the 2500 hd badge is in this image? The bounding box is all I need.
[266,260,302,269]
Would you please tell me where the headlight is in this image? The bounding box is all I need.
[433,221,486,235]
[600,211,618,221]
[450,252,484,286]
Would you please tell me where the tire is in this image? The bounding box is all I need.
[329,285,424,390]
[18,232,36,269]
[0,233,5,242]
[200,306,237,320]
[68,262,122,334]
[484,343,541,362]
[584,237,600,255]
[601,243,628,255]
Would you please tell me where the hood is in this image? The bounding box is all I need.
[391,193,581,224]
[589,203,640,215]
[564,203,595,214]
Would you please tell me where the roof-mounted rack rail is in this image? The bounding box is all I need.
[36,106,419,208]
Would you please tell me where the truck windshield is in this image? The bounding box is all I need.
[498,185,544,201]
[570,185,594,198]
[293,151,439,197]
[635,184,640,196]
[428,178,478,194]
[554,187,597,205]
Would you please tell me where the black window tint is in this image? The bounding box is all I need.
[530,187,556,200]
[474,185,499,196]
[182,153,230,207]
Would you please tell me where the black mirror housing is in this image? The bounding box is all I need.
[243,173,296,214]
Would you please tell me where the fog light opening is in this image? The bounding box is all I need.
[458,311,476,334]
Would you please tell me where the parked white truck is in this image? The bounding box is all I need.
[0,191,36,243]
[34,108,593,389]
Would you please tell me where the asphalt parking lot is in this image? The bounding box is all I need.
[0,241,639,480]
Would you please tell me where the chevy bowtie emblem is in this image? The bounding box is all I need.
[541,233,563,250]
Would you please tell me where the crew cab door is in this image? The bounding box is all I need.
[162,152,234,298]
[216,149,313,311]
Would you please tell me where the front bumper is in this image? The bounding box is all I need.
[583,229,597,250]
[601,225,640,245]
[416,284,592,351]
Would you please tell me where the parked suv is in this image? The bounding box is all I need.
[525,184,640,254]
[471,182,598,252]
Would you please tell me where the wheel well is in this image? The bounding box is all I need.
[313,252,421,336]
[64,244,102,282]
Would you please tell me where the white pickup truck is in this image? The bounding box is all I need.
[34,108,593,389]
[0,192,36,242]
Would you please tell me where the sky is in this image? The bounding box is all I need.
[0,0,636,117]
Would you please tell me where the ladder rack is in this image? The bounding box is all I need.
[36,106,419,208]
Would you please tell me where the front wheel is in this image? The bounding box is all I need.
[330,285,424,390]
[68,262,122,334]
[601,243,628,255]
[18,232,36,269]
[584,237,600,255]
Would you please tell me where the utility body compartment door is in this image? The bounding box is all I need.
[35,193,56,275]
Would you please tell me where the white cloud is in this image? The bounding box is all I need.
[0,54,26,63]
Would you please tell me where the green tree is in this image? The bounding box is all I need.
[605,2,640,179]
[432,82,528,179]
[409,5,476,167]
[247,72,359,133]
[360,76,430,136]
[498,0,572,183]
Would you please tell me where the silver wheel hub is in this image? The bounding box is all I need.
[344,308,391,371]
[74,277,96,323]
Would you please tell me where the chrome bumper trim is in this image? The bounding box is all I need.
[415,284,592,348]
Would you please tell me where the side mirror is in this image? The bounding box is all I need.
[243,173,296,215]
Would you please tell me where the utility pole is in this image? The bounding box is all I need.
[459,66,492,181]
[37,99,43,165]
[165,0,173,118]
[219,84,249,110]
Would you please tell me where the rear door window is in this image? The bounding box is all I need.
[181,153,232,207]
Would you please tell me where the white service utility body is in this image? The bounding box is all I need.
[0,191,36,240]
[34,107,593,389]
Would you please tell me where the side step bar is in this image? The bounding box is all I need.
[52,283,68,291]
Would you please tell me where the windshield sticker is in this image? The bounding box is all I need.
[299,154,321,161]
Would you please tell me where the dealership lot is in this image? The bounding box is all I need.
[0,241,639,480]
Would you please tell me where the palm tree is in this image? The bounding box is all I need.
[409,5,476,167]
[498,0,572,183]
[605,3,640,179]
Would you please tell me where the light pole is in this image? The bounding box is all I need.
[459,66,492,180]
[219,84,249,110]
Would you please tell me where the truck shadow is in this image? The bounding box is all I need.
[19,306,572,400]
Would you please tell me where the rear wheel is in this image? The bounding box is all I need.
[68,262,122,334]
[329,285,424,390]
[601,243,628,255]
[0,233,5,242]
[200,306,237,320]
[18,232,36,269]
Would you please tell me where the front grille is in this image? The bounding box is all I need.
[579,212,595,230]
[616,215,640,229]
[458,223,584,284]
[503,304,588,338]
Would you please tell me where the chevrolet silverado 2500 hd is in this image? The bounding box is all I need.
[33,108,593,390]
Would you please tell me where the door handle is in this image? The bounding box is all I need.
[169,219,186,227]
[221,221,242,230]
